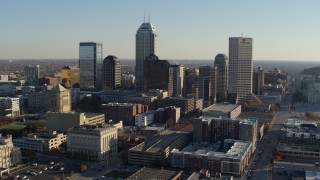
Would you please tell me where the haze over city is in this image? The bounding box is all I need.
[1,0,320,60]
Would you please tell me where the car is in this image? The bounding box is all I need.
[49,166,54,169]
[32,163,38,166]
[15,175,20,178]
[22,176,28,179]
[60,167,65,171]
[38,171,43,174]
[50,161,55,165]
[43,167,48,170]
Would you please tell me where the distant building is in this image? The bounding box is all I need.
[67,125,117,161]
[170,65,184,97]
[61,66,80,88]
[0,97,20,117]
[102,55,121,90]
[228,37,253,104]
[195,66,217,106]
[38,76,60,86]
[79,42,103,91]
[135,111,155,126]
[24,65,40,85]
[135,21,158,91]
[27,84,71,113]
[46,112,105,132]
[13,131,66,153]
[121,74,135,89]
[143,54,171,93]
[214,54,228,102]
[101,102,147,126]
[0,134,22,169]
[253,67,264,95]
[157,97,203,116]
[0,75,9,82]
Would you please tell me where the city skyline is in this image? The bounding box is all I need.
[1,0,320,61]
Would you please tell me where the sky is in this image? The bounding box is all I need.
[0,0,320,61]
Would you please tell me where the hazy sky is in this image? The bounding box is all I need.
[1,0,320,60]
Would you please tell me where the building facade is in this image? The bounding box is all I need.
[102,55,121,90]
[67,125,118,161]
[228,37,253,104]
[46,112,105,132]
[214,54,228,103]
[13,131,66,153]
[101,102,147,126]
[135,21,158,91]
[0,97,20,117]
[0,135,21,169]
[79,42,103,91]
[170,65,184,97]
[143,54,171,92]
[27,84,71,113]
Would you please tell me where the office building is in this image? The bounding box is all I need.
[27,84,71,113]
[101,102,147,126]
[79,42,103,91]
[228,37,253,103]
[0,97,20,117]
[67,125,117,161]
[135,21,158,91]
[253,67,264,95]
[102,55,121,90]
[13,131,66,153]
[46,112,105,132]
[197,66,217,106]
[0,135,22,169]
[24,65,40,85]
[143,54,171,92]
[157,97,203,116]
[170,65,184,97]
[61,66,80,89]
[214,54,228,102]
[135,111,155,126]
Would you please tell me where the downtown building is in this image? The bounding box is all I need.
[135,21,158,91]
[214,54,228,103]
[0,135,21,169]
[79,42,103,91]
[143,54,172,94]
[102,55,121,90]
[0,97,20,117]
[24,65,40,85]
[61,66,80,89]
[67,125,117,161]
[228,37,254,104]
[170,65,184,97]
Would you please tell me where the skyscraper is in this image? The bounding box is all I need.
[79,42,103,91]
[228,37,253,103]
[102,55,121,90]
[24,65,40,85]
[143,54,170,92]
[170,65,184,97]
[135,21,158,91]
[214,54,228,103]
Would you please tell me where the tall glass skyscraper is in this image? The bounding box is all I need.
[135,21,158,91]
[214,54,228,103]
[228,37,253,103]
[79,42,103,91]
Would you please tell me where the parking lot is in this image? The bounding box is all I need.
[8,160,79,180]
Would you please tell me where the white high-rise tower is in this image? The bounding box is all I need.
[228,37,253,103]
[135,20,158,91]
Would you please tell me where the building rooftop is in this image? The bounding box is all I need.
[306,171,320,180]
[130,130,191,153]
[127,167,182,180]
[51,84,67,92]
[202,103,241,114]
[171,139,252,161]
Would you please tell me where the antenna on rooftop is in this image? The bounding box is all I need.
[241,33,243,38]
[144,11,146,22]
[148,10,150,22]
